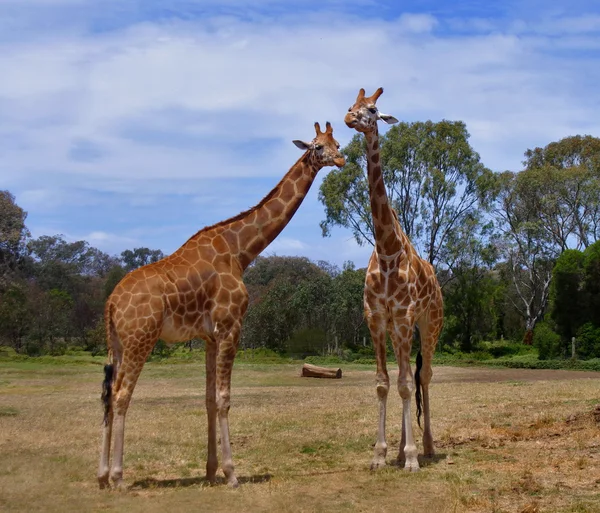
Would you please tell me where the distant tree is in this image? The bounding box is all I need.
[103,265,127,299]
[27,235,103,292]
[550,249,587,352]
[0,191,30,286]
[523,135,600,249]
[120,247,165,271]
[328,262,368,349]
[440,214,499,351]
[319,120,495,266]
[28,287,73,355]
[583,241,600,327]
[494,171,556,344]
[0,283,29,351]
[242,256,332,353]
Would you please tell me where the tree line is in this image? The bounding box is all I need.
[1,123,599,359]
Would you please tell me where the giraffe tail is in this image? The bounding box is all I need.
[415,351,423,428]
[101,363,114,426]
[101,302,116,426]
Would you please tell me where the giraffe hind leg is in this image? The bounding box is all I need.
[205,340,218,484]
[109,339,156,489]
[216,333,240,487]
[417,317,440,458]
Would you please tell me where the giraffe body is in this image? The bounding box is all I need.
[98,122,345,489]
[345,88,443,471]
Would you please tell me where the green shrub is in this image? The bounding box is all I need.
[237,347,286,362]
[575,323,600,360]
[287,328,327,357]
[484,341,535,358]
[533,323,562,360]
[0,346,18,358]
[149,339,176,360]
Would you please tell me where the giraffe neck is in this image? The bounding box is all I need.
[365,129,404,258]
[225,153,320,269]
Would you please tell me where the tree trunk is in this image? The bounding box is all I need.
[523,329,534,346]
[301,363,342,379]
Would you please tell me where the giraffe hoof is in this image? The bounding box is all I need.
[98,475,110,490]
[227,477,240,488]
[111,476,126,491]
[370,459,387,470]
[404,462,420,472]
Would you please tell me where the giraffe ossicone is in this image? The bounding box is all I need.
[97,121,345,490]
[345,87,444,472]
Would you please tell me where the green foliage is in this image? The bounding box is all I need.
[575,323,600,360]
[150,339,176,360]
[319,120,495,266]
[287,328,327,357]
[0,190,30,284]
[583,241,600,326]
[2,133,600,362]
[120,247,165,271]
[103,265,127,299]
[523,135,600,249]
[551,249,586,347]
[481,340,536,358]
[533,323,562,360]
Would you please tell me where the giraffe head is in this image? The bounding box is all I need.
[293,122,346,168]
[345,87,399,133]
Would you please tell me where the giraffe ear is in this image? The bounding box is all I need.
[378,112,399,124]
[292,140,313,151]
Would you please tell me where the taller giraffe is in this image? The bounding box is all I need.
[345,88,443,472]
[98,122,345,489]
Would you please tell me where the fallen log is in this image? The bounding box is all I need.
[301,363,342,379]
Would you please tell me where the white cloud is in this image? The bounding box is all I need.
[268,237,308,252]
[2,7,600,265]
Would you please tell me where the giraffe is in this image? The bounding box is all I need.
[344,87,443,472]
[97,122,345,490]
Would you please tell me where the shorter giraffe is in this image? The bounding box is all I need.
[345,87,443,472]
[98,122,345,489]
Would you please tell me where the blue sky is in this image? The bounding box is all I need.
[2,0,600,268]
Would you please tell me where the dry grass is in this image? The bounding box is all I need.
[1,361,599,513]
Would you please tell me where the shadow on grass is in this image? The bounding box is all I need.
[393,452,447,469]
[130,473,272,489]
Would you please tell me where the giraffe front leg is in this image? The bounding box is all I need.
[205,340,218,484]
[367,314,389,470]
[397,412,406,466]
[216,322,241,488]
[397,351,419,472]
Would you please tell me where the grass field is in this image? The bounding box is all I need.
[1,360,599,513]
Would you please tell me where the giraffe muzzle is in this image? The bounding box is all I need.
[344,113,358,128]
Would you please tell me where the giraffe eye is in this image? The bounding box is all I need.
[368,107,377,114]
[315,144,323,150]
[348,107,352,112]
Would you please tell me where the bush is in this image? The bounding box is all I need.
[237,347,286,363]
[149,339,176,360]
[575,323,600,360]
[483,341,535,358]
[286,328,327,358]
[533,323,562,360]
